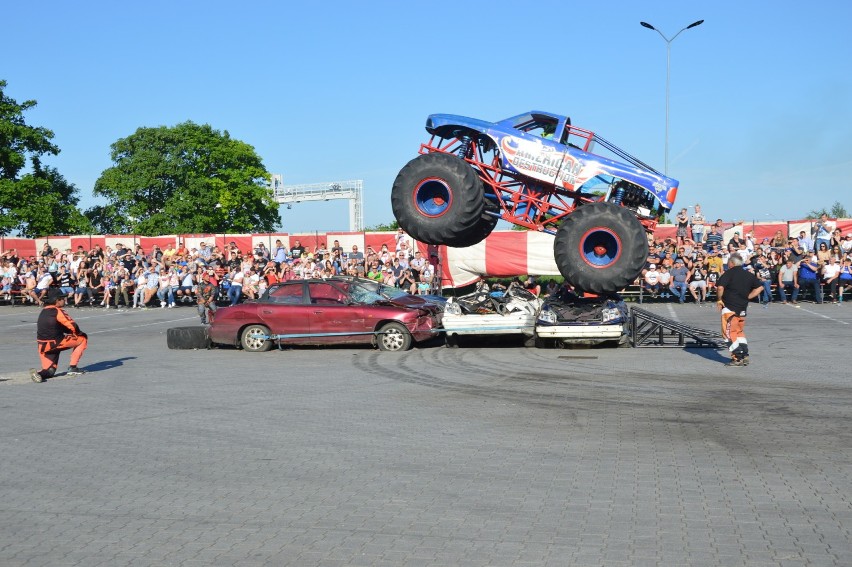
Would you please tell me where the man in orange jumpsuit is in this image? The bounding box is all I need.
[31,288,88,382]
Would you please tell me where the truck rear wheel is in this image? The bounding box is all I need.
[554,203,648,294]
[392,153,485,246]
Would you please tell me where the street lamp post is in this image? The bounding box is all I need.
[640,19,704,176]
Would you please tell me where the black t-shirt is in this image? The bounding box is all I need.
[716,266,761,316]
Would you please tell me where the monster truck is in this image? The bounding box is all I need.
[391,111,679,294]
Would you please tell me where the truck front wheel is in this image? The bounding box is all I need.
[554,203,648,295]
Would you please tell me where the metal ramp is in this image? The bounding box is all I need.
[629,307,727,348]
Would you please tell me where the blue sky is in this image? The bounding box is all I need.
[4,0,852,233]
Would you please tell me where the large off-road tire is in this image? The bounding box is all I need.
[554,203,648,295]
[240,324,273,352]
[392,152,485,246]
[167,326,211,350]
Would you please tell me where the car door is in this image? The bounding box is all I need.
[261,282,313,340]
[306,281,369,344]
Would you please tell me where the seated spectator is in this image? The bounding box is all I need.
[753,256,774,305]
[777,258,799,305]
[669,259,689,303]
[382,267,396,287]
[816,242,831,264]
[176,266,196,303]
[841,234,852,256]
[34,268,54,304]
[822,257,841,303]
[398,268,416,295]
[838,257,852,303]
[643,264,662,298]
[688,259,708,304]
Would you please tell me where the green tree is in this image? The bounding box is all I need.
[365,220,399,231]
[0,80,91,236]
[806,201,849,219]
[90,121,280,235]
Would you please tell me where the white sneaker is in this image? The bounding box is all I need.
[167,304,174,309]
[161,303,166,309]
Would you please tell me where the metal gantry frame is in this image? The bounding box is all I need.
[271,175,364,232]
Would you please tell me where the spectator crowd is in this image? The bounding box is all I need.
[3,211,852,310]
[641,208,852,305]
[0,228,440,309]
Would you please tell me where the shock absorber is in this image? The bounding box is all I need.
[457,136,471,160]
[611,182,625,205]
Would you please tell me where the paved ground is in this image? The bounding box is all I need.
[1,300,851,566]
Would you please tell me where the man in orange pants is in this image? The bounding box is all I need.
[31,288,88,383]
[716,255,762,367]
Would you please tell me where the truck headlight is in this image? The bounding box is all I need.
[601,307,621,323]
[537,308,557,324]
[444,301,462,315]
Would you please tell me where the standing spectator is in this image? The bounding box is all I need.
[115,267,134,308]
[777,258,799,305]
[814,213,835,252]
[704,226,723,253]
[753,255,774,306]
[273,240,287,266]
[797,254,823,303]
[156,266,175,308]
[716,254,762,367]
[131,267,147,308]
[675,208,689,247]
[227,265,244,306]
[690,204,706,244]
[254,242,269,262]
[669,259,690,303]
[798,230,814,254]
[31,289,88,382]
[196,272,217,324]
[771,230,786,249]
[290,239,305,259]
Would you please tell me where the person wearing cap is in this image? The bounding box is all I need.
[716,254,762,367]
[31,289,88,382]
[669,259,690,303]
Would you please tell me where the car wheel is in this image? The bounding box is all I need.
[240,324,273,352]
[554,202,648,294]
[445,333,459,348]
[534,335,550,349]
[377,322,413,352]
[391,152,485,246]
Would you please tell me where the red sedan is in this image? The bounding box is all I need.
[208,279,441,352]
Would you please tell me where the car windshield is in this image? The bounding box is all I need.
[348,282,385,305]
[376,283,408,300]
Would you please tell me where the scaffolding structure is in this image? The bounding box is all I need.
[271,175,364,232]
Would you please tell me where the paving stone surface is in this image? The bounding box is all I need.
[1,301,850,565]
